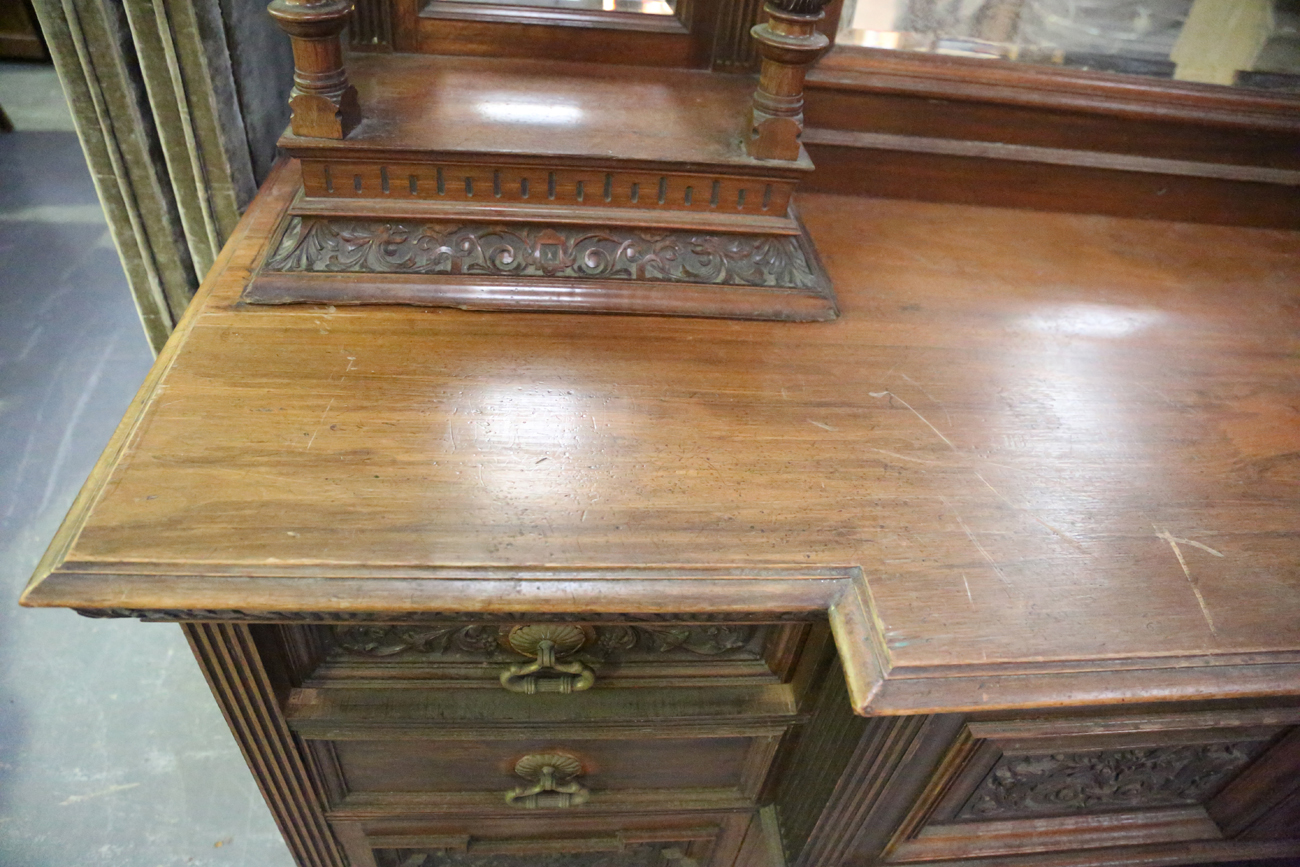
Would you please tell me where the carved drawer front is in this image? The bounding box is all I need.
[373,841,699,867]
[301,621,814,691]
[310,732,782,815]
[330,810,770,867]
[884,708,1300,864]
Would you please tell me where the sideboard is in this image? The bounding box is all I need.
[21,156,1300,867]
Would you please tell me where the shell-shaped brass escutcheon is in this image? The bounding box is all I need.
[500,625,597,694]
[505,753,589,808]
[504,624,592,658]
[514,752,583,782]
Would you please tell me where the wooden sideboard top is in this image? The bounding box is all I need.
[23,160,1300,714]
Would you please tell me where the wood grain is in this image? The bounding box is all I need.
[386,0,764,71]
[278,53,812,174]
[802,46,1300,228]
[333,811,757,867]
[22,159,1300,717]
[808,46,1300,134]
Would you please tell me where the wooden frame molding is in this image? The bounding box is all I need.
[801,46,1300,228]
[882,710,1300,865]
[390,0,709,68]
[807,46,1300,132]
[184,622,348,867]
[26,564,1300,718]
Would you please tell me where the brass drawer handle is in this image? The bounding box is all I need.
[499,625,596,694]
[505,753,590,809]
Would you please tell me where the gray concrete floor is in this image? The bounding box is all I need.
[0,61,295,867]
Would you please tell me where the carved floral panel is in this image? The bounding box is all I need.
[330,623,763,661]
[263,216,823,290]
[956,741,1270,820]
[376,843,697,867]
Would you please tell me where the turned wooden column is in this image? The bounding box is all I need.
[747,0,831,161]
[267,0,360,139]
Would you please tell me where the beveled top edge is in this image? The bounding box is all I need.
[28,562,1300,716]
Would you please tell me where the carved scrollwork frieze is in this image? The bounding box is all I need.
[376,844,697,867]
[333,624,504,657]
[956,741,1269,820]
[263,217,823,291]
[331,623,761,660]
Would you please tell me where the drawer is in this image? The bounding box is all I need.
[307,731,783,815]
[329,809,778,867]
[280,620,822,692]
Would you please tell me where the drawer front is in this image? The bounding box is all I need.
[373,843,698,867]
[338,737,752,793]
[290,620,817,691]
[314,733,781,814]
[332,810,770,867]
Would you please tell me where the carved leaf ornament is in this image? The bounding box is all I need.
[333,624,758,659]
[333,624,502,657]
[957,742,1267,820]
[378,844,695,867]
[265,217,822,290]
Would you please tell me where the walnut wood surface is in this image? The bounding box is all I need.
[808,46,1300,134]
[385,0,763,71]
[802,141,1300,231]
[22,158,1300,716]
[335,811,755,867]
[278,53,812,174]
[267,0,360,139]
[802,46,1300,229]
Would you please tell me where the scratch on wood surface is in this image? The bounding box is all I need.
[1169,536,1225,557]
[1154,527,1218,634]
[304,397,336,450]
[899,372,952,426]
[962,572,974,607]
[808,420,837,431]
[944,497,1011,588]
[872,448,937,465]
[974,471,1091,556]
[870,391,957,450]
[1134,380,1179,407]
[978,459,1068,486]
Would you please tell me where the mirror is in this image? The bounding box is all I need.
[434,0,676,16]
[836,0,1300,90]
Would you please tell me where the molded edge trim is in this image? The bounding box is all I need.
[24,564,1300,718]
[801,128,1300,186]
[808,46,1300,132]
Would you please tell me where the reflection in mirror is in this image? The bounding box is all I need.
[836,0,1300,90]
[436,0,674,14]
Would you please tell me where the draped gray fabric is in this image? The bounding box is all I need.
[30,0,292,352]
